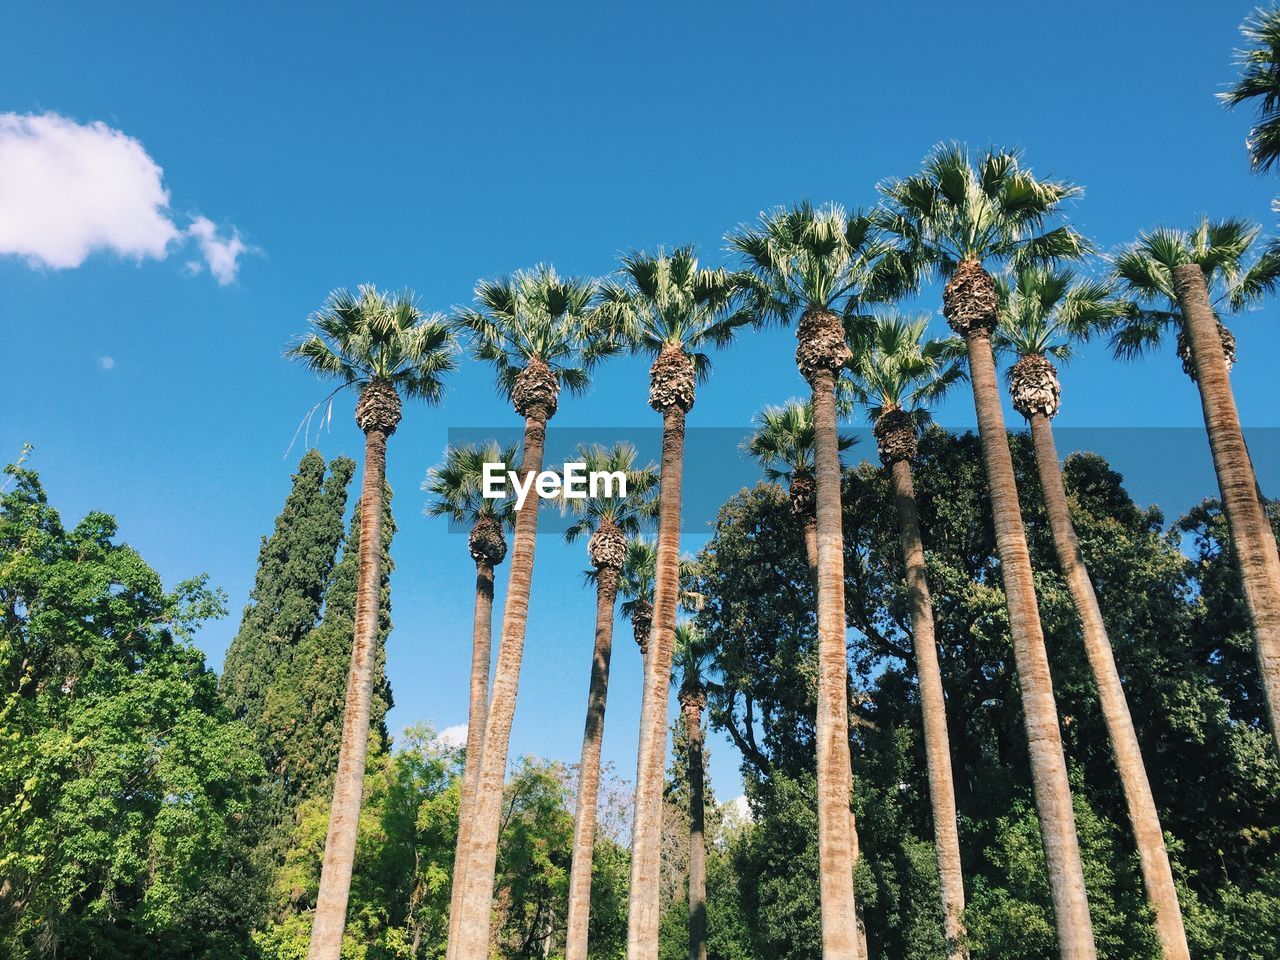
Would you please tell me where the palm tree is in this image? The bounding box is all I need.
[843,312,968,959]
[562,443,658,960]
[743,399,855,575]
[595,245,746,960]
[450,266,609,960]
[615,536,703,669]
[1111,219,1280,757]
[994,265,1190,959]
[286,285,457,960]
[877,143,1099,960]
[1220,5,1280,173]
[423,441,518,956]
[672,622,715,960]
[729,202,906,960]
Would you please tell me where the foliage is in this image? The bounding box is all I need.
[0,464,263,960]
[1109,216,1280,359]
[287,285,458,402]
[692,431,1280,959]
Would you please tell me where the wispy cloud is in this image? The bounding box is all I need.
[0,112,253,284]
[98,356,116,371]
[437,723,468,749]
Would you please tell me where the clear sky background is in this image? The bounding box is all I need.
[4,0,1280,806]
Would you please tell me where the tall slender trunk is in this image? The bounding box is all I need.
[965,332,1096,960]
[307,426,390,960]
[445,559,496,960]
[810,367,864,960]
[627,408,687,960]
[802,514,819,577]
[564,565,621,960]
[453,412,549,960]
[682,691,708,960]
[1173,263,1280,755]
[1027,411,1188,959]
[798,497,868,956]
[888,457,967,959]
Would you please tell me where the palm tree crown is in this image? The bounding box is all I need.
[728,201,908,325]
[742,400,855,506]
[615,537,704,650]
[1110,217,1280,366]
[424,441,519,566]
[455,265,610,415]
[672,621,717,698]
[875,143,1087,277]
[994,266,1128,361]
[287,284,457,407]
[561,442,659,545]
[595,245,748,411]
[424,441,519,526]
[844,313,965,422]
[1220,5,1280,173]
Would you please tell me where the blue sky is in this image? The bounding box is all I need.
[4,0,1280,804]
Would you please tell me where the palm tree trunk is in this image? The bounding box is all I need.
[1027,412,1188,958]
[453,413,548,960]
[888,458,968,960]
[307,426,390,960]
[803,514,819,577]
[445,559,496,960]
[964,332,1097,960]
[683,695,708,960]
[627,408,686,960]
[564,565,620,960]
[810,367,864,960]
[1173,263,1280,756]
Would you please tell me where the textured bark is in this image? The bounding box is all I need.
[453,407,552,960]
[1173,263,1280,756]
[306,414,395,960]
[649,345,697,415]
[960,322,1097,960]
[564,563,621,960]
[627,408,687,960]
[809,365,864,960]
[444,550,498,960]
[1009,354,1061,421]
[680,687,708,960]
[1176,321,1236,381]
[802,515,819,579]
[873,408,918,466]
[887,456,967,959]
[1028,412,1189,960]
[632,599,653,661]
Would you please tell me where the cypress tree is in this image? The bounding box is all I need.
[221,450,356,726]
[261,488,396,809]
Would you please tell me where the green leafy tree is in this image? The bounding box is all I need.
[261,493,397,820]
[0,464,263,960]
[222,450,355,728]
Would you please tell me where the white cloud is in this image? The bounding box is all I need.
[98,356,115,370]
[437,723,468,749]
[725,794,752,822]
[0,112,250,283]
[186,215,247,285]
